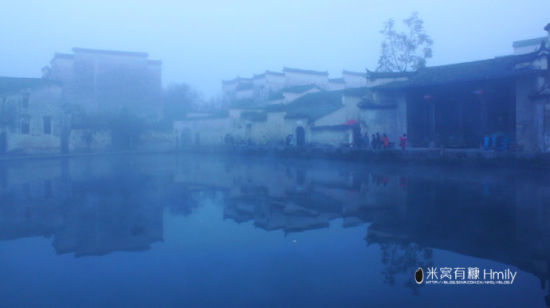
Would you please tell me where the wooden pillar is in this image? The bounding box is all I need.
[430,102,436,143]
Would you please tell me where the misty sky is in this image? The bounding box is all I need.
[0,0,549,99]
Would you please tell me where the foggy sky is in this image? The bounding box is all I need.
[0,0,549,99]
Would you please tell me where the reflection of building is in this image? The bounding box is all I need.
[365,174,550,304]
[2,150,550,307]
[0,161,164,257]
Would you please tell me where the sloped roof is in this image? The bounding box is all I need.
[222,77,252,85]
[266,70,285,76]
[283,67,329,76]
[236,83,254,91]
[284,90,344,121]
[51,53,74,62]
[512,37,546,48]
[366,70,415,80]
[264,87,369,120]
[229,98,260,109]
[373,52,544,90]
[282,84,320,94]
[0,77,58,95]
[73,47,148,58]
[342,70,366,77]
[240,111,267,122]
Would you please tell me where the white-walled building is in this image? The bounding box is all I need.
[283,67,330,90]
[342,70,367,88]
[328,78,346,91]
[46,48,163,120]
[0,77,64,154]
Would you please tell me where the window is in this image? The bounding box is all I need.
[43,116,52,134]
[21,119,30,134]
[22,93,29,108]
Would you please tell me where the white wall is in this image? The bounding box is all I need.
[343,72,367,88]
[284,71,329,89]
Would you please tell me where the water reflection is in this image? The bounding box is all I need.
[1,154,550,304]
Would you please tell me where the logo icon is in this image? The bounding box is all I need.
[415,268,424,284]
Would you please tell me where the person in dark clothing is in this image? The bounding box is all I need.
[371,134,376,149]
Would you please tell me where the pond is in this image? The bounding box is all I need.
[0,153,548,307]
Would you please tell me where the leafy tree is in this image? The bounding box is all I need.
[376,12,433,72]
[163,83,199,120]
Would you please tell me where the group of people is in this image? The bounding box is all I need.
[361,132,408,150]
[482,132,509,151]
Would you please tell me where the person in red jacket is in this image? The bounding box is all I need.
[382,134,389,149]
[399,133,408,151]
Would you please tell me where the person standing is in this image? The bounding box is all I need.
[399,134,408,151]
[382,134,389,149]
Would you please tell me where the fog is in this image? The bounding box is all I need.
[0,0,549,97]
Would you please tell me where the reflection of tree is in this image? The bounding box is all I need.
[378,242,433,295]
[166,188,205,216]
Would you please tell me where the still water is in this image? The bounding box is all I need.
[0,153,549,307]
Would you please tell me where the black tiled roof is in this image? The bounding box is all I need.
[52,53,74,60]
[373,52,544,90]
[283,67,329,76]
[240,111,267,122]
[284,90,344,121]
[512,37,546,48]
[229,98,257,109]
[236,83,254,91]
[0,77,58,95]
[366,70,415,80]
[73,47,148,58]
[282,84,320,94]
[268,91,284,100]
[311,124,349,131]
[222,77,252,85]
[342,70,366,77]
[266,70,285,76]
[357,98,397,109]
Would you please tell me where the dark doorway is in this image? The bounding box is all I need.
[352,125,361,147]
[0,132,6,153]
[181,129,191,147]
[61,129,69,154]
[296,126,305,146]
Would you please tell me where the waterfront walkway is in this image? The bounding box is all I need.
[1,145,549,169]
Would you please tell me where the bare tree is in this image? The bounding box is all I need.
[376,12,433,72]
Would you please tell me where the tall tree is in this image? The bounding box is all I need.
[163,83,199,120]
[376,12,433,72]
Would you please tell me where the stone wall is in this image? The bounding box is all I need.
[174,117,232,146]
[69,129,112,153]
[310,127,350,146]
[138,131,176,151]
